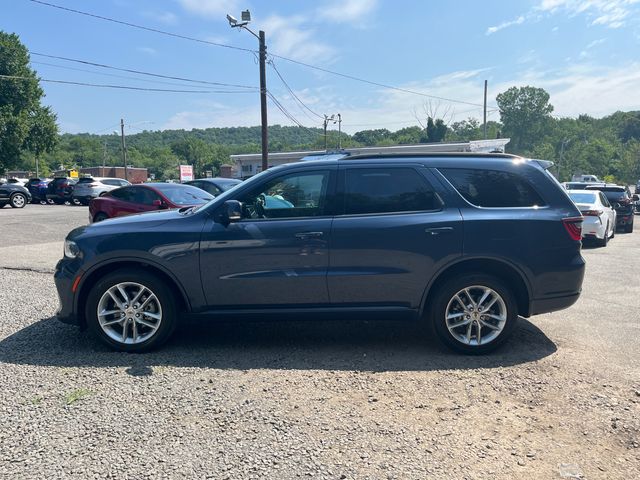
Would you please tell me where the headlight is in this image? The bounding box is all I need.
[64,240,80,259]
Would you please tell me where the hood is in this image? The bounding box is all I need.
[67,208,194,240]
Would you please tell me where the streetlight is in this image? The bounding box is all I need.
[227,10,269,173]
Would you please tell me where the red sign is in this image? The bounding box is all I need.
[179,165,193,182]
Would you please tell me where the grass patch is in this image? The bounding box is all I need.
[64,388,91,405]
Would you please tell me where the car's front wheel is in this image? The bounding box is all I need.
[430,274,518,354]
[86,270,178,352]
[10,193,27,208]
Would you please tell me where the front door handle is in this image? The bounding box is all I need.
[425,227,454,236]
[295,231,324,239]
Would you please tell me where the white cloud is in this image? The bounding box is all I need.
[177,0,240,18]
[145,11,179,25]
[318,0,378,23]
[486,16,525,35]
[260,15,335,63]
[538,0,640,28]
[136,46,158,56]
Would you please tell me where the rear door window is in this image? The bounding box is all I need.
[439,168,546,208]
[343,167,442,215]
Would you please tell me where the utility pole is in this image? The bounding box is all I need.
[102,140,107,173]
[483,80,488,140]
[120,118,128,181]
[337,113,342,149]
[323,114,335,152]
[258,30,268,173]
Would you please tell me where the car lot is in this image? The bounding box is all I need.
[0,204,639,479]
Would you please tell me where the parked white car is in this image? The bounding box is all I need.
[72,177,131,205]
[567,189,617,247]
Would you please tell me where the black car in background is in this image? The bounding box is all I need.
[0,182,31,208]
[24,178,50,204]
[585,185,635,232]
[46,177,77,204]
[185,178,242,197]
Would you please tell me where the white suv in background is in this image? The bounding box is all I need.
[72,177,131,205]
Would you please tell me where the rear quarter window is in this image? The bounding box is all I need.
[439,168,546,208]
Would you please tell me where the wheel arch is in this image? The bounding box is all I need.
[420,257,532,318]
[76,259,192,327]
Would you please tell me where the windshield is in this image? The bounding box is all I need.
[155,185,214,205]
[569,192,596,204]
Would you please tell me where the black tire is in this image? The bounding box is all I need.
[85,269,178,352]
[93,212,109,222]
[429,273,518,355]
[596,223,609,247]
[9,193,27,208]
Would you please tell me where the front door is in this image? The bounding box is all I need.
[328,165,463,308]
[199,168,336,308]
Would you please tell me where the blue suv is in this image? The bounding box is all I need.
[55,154,585,354]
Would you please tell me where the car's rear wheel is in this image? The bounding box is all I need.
[85,269,178,352]
[10,193,27,208]
[430,274,518,354]
[93,212,109,222]
[596,222,609,247]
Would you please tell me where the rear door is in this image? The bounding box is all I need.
[328,164,463,308]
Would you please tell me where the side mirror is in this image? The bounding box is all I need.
[221,200,242,224]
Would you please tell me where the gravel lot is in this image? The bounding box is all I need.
[0,204,638,479]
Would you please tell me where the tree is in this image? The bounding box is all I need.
[496,86,553,153]
[424,117,447,142]
[620,114,640,143]
[0,31,58,173]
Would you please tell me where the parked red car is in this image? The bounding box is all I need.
[89,183,213,223]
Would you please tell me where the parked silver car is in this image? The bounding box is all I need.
[72,177,131,205]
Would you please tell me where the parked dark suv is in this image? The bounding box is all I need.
[46,177,77,204]
[585,185,635,232]
[55,154,585,354]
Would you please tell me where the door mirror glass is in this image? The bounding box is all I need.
[221,200,242,224]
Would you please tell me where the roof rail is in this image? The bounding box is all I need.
[341,152,520,161]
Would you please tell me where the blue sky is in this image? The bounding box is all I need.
[3,0,640,134]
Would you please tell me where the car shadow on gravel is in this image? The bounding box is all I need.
[0,316,557,372]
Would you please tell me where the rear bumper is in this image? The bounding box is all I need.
[530,292,581,316]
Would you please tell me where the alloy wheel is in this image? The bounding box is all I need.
[97,282,163,345]
[445,285,507,346]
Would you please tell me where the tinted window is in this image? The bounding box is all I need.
[599,192,610,207]
[109,187,134,202]
[440,168,545,208]
[132,187,160,205]
[77,178,94,184]
[102,179,122,186]
[153,185,213,206]
[568,192,596,204]
[240,171,330,219]
[344,167,441,215]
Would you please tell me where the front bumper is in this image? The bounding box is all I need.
[54,258,82,326]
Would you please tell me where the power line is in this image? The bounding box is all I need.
[268,58,324,121]
[30,52,257,89]
[0,74,256,93]
[27,0,497,110]
[30,60,245,89]
[266,91,325,138]
[28,0,255,54]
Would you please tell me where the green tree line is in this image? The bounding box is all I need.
[2,31,639,183]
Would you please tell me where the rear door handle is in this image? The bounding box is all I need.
[425,227,454,236]
[295,231,324,239]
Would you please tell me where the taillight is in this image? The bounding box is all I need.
[581,209,603,216]
[562,216,583,241]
